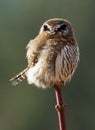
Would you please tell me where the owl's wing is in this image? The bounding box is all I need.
[26,40,40,67]
[39,39,67,68]
[26,38,66,67]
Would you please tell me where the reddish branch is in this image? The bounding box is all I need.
[54,85,67,130]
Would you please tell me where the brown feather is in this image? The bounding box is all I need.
[10,68,29,85]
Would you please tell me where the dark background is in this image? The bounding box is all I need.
[0,0,95,130]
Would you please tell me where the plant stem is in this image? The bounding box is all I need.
[54,85,67,130]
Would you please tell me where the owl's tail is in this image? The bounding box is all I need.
[9,67,29,86]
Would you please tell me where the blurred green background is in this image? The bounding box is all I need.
[0,0,95,130]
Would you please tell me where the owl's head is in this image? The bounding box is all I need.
[39,18,74,39]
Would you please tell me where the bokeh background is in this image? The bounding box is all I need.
[0,0,95,130]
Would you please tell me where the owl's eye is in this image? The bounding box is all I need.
[57,24,67,32]
[43,25,50,31]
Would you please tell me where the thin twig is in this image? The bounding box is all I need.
[54,85,67,130]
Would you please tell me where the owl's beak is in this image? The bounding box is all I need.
[48,30,56,34]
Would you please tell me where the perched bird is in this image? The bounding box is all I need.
[10,18,79,88]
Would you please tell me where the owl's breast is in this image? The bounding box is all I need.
[27,41,79,88]
[54,45,79,85]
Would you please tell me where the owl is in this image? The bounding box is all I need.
[10,18,79,88]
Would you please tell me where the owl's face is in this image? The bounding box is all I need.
[39,18,74,38]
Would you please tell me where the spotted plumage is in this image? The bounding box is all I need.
[10,18,79,88]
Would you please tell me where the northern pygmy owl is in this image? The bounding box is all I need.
[10,18,79,88]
